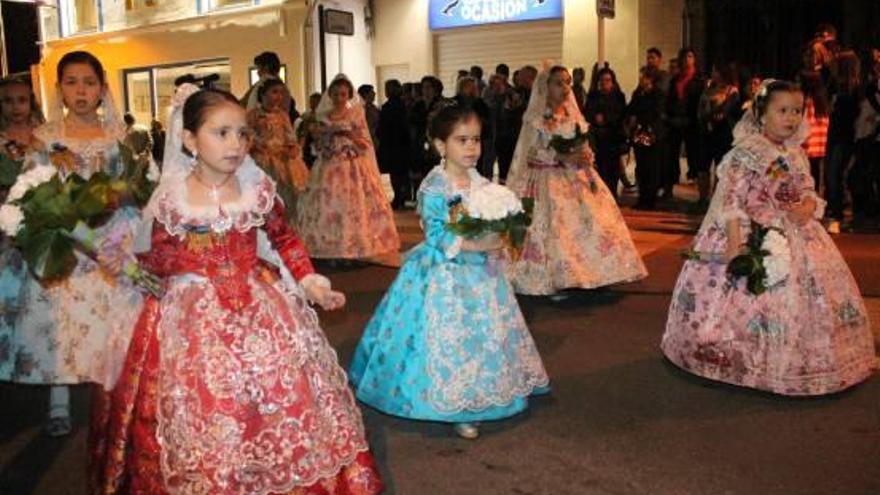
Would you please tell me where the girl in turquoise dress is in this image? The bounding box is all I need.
[349,104,549,439]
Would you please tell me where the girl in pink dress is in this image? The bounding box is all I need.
[662,80,875,395]
[296,74,399,260]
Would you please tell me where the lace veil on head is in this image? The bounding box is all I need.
[506,64,588,190]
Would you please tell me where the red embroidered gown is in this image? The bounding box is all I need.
[91,171,383,495]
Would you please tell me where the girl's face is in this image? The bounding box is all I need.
[547,69,572,106]
[2,84,33,125]
[183,102,250,176]
[262,85,287,111]
[330,83,350,108]
[58,62,103,117]
[433,116,481,172]
[762,90,804,143]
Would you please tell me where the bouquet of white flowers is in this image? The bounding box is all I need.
[683,221,790,295]
[447,182,533,258]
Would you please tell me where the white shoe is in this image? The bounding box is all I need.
[827,220,841,234]
[454,422,480,439]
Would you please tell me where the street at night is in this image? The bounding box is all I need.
[2,197,878,495]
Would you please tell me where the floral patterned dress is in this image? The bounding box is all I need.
[662,133,876,395]
[0,121,144,387]
[507,109,647,295]
[247,108,309,219]
[295,110,400,259]
[349,166,549,422]
[92,167,382,495]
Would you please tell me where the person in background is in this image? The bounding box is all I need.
[799,70,830,192]
[586,65,628,198]
[626,66,666,210]
[123,112,153,157]
[646,47,671,93]
[572,67,588,116]
[825,50,862,234]
[410,76,447,185]
[359,84,380,147]
[664,47,705,198]
[495,65,537,184]
[295,92,323,169]
[149,119,165,167]
[378,79,412,210]
[241,51,299,123]
[470,65,487,95]
[696,63,741,209]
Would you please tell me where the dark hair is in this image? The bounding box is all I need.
[470,65,484,78]
[182,88,241,134]
[254,51,281,75]
[328,77,354,99]
[385,79,402,98]
[753,80,803,119]
[677,47,698,70]
[816,23,837,38]
[421,76,444,96]
[496,63,510,77]
[428,103,480,143]
[357,84,375,98]
[647,47,662,58]
[257,78,286,104]
[123,112,135,126]
[0,76,44,127]
[833,50,862,96]
[797,70,830,117]
[57,51,105,86]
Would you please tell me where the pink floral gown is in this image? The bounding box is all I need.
[662,133,875,395]
[295,110,399,259]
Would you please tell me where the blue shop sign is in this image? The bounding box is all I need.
[429,0,564,30]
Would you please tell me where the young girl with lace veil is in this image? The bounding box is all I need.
[246,78,309,221]
[662,80,875,395]
[349,104,549,440]
[0,52,147,437]
[506,65,647,297]
[91,84,383,494]
[296,74,400,260]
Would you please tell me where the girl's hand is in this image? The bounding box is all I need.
[782,197,816,226]
[306,285,346,311]
[722,243,746,263]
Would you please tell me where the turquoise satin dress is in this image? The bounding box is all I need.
[349,166,549,423]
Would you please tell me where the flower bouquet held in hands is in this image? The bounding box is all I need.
[682,221,791,295]
[0,143,161,295]
[447,182,534,259]
[547,123,590,156]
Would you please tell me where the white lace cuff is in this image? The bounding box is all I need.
[445,236,463,259]
[810,193,827,220]
[300,273,331,291]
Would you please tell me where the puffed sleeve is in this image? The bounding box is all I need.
[417,190,463,259]
[262,198,316,281]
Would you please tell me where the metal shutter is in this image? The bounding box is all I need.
[434,19,563,96]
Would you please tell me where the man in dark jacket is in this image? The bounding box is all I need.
[378,79,412,210]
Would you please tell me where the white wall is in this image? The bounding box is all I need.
[310,0,375,93]
[371,0,433,83]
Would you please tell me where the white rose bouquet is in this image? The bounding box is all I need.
[683,221,790,295]
[447,183,534,258]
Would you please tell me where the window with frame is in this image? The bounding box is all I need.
[124,59,231,127]
[59,0,99,36]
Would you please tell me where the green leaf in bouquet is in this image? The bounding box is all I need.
[18,227,78,281]
[0,154,23,187]
[747,273,767,295]
[726,254,758,278]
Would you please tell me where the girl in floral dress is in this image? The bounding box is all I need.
[0,52,146,436]
[349,105,549,440]
[296,74,400,260]
[92,85,382,495]
[507,66,647,297]
[662,80,875,395]
[247,78,309,220]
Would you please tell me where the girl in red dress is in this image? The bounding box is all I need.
[91,84,383,495]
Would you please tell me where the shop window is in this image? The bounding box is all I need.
[124,59,231,127]
[59,0,99,36]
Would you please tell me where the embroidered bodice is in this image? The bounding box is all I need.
[30,120,127,179]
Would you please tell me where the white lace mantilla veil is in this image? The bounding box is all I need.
[698,79,811,234]
[133,83,277,259]
[506,65,589,191]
